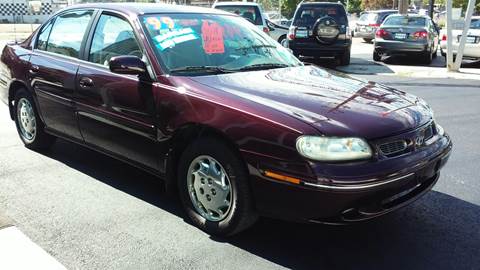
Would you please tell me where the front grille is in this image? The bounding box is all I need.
[378,140,408,156]
[424,123,435,141]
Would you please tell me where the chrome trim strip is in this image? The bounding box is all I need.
[303,172,415,191]
[77,111,156,141]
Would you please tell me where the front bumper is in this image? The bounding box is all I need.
[375,40,429,55]
[245,134,452,224]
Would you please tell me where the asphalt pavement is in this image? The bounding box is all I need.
[1,36,480,270]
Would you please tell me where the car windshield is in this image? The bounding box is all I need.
[214,5,263,25]
[141,13,301,75]
[293,5,347,28]
[471,19,480,29]
[383,16,426,26]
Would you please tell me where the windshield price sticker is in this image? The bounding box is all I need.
[153,27,198,51]
[146,16,176,30]
[201,21,225,54]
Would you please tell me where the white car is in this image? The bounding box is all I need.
[440,16,480,60]
[266,19,288,46]
[212,2,270,35]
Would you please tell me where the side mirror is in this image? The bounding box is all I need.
[109,55,147,76]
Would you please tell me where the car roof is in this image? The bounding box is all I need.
[60,3,230,16]
[363,9,397,13]
[213,2,260,7]
[387,13,430,18]
[299,2,344,6]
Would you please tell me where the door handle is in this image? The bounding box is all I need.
[79,77,94,88]
[29,65,39,75]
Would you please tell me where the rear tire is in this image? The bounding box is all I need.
[278,35,287,47]
[13,88,55,150]
[422,50,433,65]
[177,137,257,236]
[373,50,381,61]
[338,49,351,66]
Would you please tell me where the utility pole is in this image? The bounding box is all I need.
[451,0,476,71]
[428,0,434,18]
[446,0,453,70]
[398,0,408,14]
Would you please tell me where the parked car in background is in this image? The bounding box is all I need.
[212,1,270,34]
[355,10,397,42]
[266,19,288,46]
[287,1,352,65]
[439,16,480,61]
[374,14,439,64]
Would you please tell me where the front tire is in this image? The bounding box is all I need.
[14,88,55,150]
[177,137,257,236]
[373,50,381,61]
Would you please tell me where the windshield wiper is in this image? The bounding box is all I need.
[169,66,235,74]
[236,63,290,71]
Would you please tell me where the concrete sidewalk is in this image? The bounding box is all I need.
[0,212,67,270]
[337,58,480,80]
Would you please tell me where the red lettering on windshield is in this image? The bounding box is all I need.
[201,21,225,54]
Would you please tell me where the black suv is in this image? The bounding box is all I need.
[287,2,351,65]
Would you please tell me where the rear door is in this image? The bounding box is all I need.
[30,9,95,141]
[74,11,158,169]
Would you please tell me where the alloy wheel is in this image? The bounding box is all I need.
[17,98,37,143]
[187,155,233,222]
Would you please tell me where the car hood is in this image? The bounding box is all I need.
[189,65,433,139]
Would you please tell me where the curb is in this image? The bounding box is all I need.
[0,213,67,270]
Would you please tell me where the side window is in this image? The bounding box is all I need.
[47,10,93,58]
[36,20,54,51]
[89,14,142,66]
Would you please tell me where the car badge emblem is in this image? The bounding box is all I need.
[399,28,403,32]
[414,135,425,146]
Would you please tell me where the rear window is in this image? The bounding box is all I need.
[471,19,480,29]
[359,13,378,23]
[214,5,263,25]
[293,5,347,27]
[383,16,426,26]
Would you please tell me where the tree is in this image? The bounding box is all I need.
[281,0,302,18]
[348,0,363,14]
[362,0,394,10]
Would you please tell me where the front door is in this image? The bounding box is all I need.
[30,10,94,141]
[75,13,158,169]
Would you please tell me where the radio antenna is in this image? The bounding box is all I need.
[12,0,18,43]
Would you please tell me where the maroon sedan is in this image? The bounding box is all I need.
[0,3,452,236]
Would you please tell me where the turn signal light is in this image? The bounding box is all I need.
[413,31,428,39]
[263,27,269,34]
[287,26,296,40]
[264,170,301,185]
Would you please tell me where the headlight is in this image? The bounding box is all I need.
[296,136,372,161]
[436,123,444,136]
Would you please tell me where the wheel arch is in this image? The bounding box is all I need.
[164,123,247,195]
[7,80,29,120]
